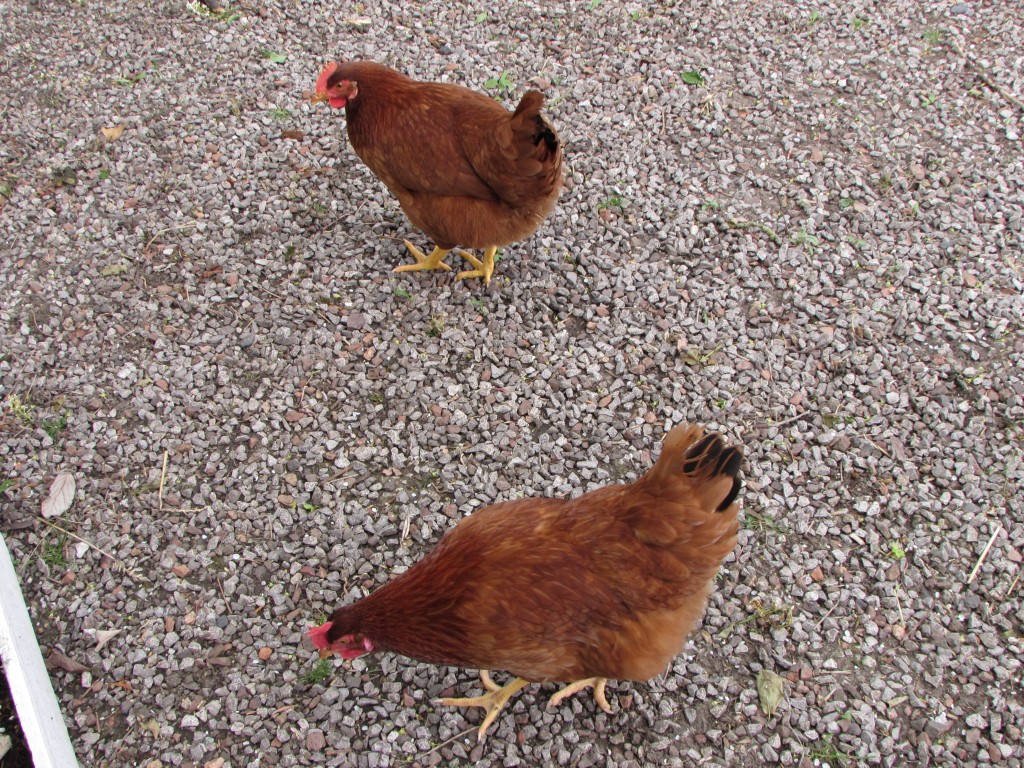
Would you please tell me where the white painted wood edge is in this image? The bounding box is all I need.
[0,534,80,768]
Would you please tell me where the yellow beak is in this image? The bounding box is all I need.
[309,92,330,105]
[317,648,336,659]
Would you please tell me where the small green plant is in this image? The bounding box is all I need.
[807,10,821,25]
[98,168,110,180]
[807,735,852,767]
[792,228,820,251]
[114,71,147,87]
[919,92,937,107]
[474,11,488,23]
[745,509,789,534]
[484,71,515,95]
[846,234,867,248]
[43,410,69,440]
[713,398,728,409]
[700,199,720,210]
[923,28,942,46]
[260,49,287,64]
[41,534,68,567]
[468,297,486,311]
[308,200,327,214]
[6,394,34,425]
[427,314,446,337]
[270,107,292,121]
[587,0,601,10]
[681,70,706,87]
[682,344,722,367]
[0,183,12,198]
[302,502,318,512]
[718,597,793,639]
[304,659,332,684]
[839,198,855,209]
[0,478,14,495]
[394,287,412,299]
[889,541,906,560]
[597,194,625,211]
[853,16,869,31]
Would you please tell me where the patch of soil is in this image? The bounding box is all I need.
[0,661,34,768]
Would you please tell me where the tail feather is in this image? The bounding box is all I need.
[647,423,743,515]
[510,90,559,162]
[511,90,544,124]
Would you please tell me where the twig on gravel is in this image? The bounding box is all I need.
[40,520,146,582]
[417,727,477,759]
[326,471,359,486]
[142,222,197,251]
[722,217,782,245]
[863,437,892,459]
[893,585,906,626]
[967,522,1003,584]
[814,600,840,630]
[158,450,169,510]
[949,39,1024,110]
[1006,568,1021,598]
[751,410,813,432]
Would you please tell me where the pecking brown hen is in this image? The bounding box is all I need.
[311,61,562,284]
[309,423,742,741]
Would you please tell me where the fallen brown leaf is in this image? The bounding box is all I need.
[46,650,90,674]
[100,124,125,142]
[41,473,75,518]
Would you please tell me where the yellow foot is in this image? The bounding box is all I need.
[456,246,497,285]
[393,241,453,274]
[435,670,529,742]
[546,677,612,713]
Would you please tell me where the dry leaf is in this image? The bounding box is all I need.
[344,15,371,29]
[279,129,304,141]
[101,124,125,141]
[101,264,128,276]
[756,669,785,717]
[41,473,75,518]
[94,629,122,651]
[46,650,90,674]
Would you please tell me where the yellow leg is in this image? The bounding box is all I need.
[546,677,612,713]
[435,670,529,742]
[456,246,497,285]
[394,240,453,273]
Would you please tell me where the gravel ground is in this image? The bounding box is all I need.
[1,0,1023,766]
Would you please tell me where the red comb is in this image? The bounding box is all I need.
[315,62,339,95]
[308,621,332,649]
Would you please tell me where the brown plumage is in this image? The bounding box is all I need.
[312,61,562,284]
[309,424,742,740]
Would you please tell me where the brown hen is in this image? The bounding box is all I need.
[309,423,742,740]
[312,61,562,284]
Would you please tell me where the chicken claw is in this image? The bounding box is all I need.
[394,241,454,274]
[546,677,612,713]
[435,670,529,742]
[456,246,497,285]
